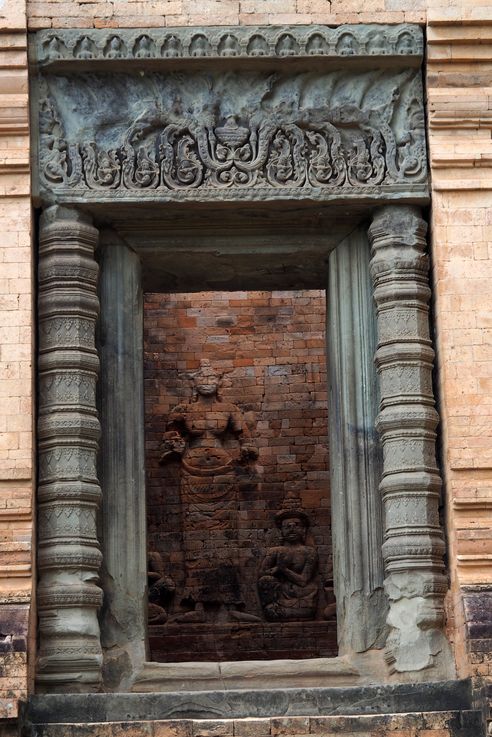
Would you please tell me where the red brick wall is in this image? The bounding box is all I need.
[144,289,335,661]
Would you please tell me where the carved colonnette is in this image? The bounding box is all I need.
[37,206,103,691]
[368,207,451,676]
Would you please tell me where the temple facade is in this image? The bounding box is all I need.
[1,0,492,735]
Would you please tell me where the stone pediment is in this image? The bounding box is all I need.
[30,25,428,206]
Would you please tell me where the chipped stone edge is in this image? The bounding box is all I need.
[131,657,360,692]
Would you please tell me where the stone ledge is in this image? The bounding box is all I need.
[132,657,357,693]
[23,679,475,723]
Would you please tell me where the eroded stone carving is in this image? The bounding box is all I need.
[33,24,423,66]
[258,492,319,621]
[368,206,452,677]
[148,551,175,625]
[37,206,103,691]
[35,68,427,203]
[159,359,259,624]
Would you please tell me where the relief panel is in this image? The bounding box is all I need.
[34,64,428,204]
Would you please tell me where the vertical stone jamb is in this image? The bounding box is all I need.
[368,206,452,676]
[37,206,103,691]
[98,236,147,689]
[328,229,386,655]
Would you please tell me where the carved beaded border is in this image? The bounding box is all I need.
[32,24,423,66]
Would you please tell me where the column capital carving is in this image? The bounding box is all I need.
[370,204,426,238]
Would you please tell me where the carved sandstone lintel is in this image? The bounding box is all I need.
[34,65,428,204]
[368,206,452,677]
[37,205,103,692]
[32,24,423,68]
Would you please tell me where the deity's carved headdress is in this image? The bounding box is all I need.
[191,358,221,382]
[275,490,310,527]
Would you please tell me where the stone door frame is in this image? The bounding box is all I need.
[33,23,453,693]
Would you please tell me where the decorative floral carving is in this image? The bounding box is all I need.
[38,69,427,199]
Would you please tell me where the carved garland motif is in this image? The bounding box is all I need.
[38,77,426,197]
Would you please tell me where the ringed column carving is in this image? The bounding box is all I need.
[368,206,452,676]
[37,206,103,691]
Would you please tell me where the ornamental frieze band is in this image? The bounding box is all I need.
[31,24,423,67]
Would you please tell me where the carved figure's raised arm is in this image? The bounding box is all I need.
[229,405,258,460]
[159,405,188,464]
[259,549,279,577]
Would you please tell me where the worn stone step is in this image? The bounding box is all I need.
[25,710,486,737]
[23,680,475,723]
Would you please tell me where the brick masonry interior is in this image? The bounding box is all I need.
[144,290,336,662]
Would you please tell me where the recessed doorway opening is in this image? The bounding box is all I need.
[144,289,336,663]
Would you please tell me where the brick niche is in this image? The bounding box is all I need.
[144,289,336,662]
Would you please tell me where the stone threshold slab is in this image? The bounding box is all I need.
[134,657,355,692]
[24,678,474,723]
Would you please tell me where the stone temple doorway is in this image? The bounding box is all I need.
[91,206,388,690]
[32,23,453,694]
[93,207,386,688]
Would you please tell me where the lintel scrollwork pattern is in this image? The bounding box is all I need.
[36,67,428,203]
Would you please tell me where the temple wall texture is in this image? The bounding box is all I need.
[426,14,492,700]
[23,0,490,31]
[0,0,490,729]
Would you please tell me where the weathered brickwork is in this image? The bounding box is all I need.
[427,10,492,708]
[144,290,335,661]
[0,0,33,723]
[25,0,492,30]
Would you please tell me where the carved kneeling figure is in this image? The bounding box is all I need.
[258,494,318,621]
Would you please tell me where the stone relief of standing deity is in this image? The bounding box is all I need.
[159,359,260,624]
